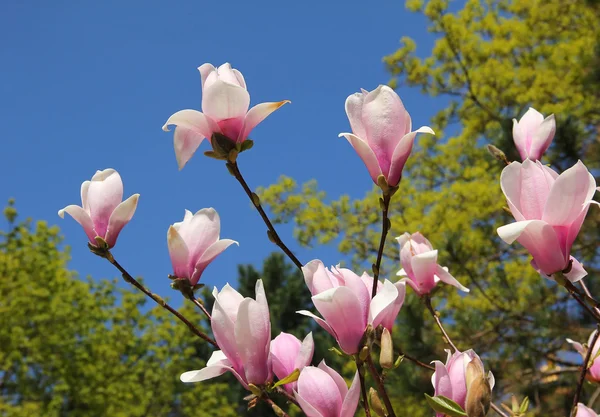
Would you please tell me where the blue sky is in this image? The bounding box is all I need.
[0,0,440,306]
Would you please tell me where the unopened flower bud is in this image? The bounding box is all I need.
[369,387,386,417]
[380,328,394,369]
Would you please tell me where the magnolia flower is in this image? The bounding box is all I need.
[339,85,434,187]
[295,361,360,417]
[180,280,271,388]
[167,208,237,286]
[270,332,314,393]
[512,107,556,161]
[163,62,289,169]
[576,403,600,417]
[432,349,495,417]
[567,329,600,382]
[298,260,405,354]
[497,160,598,282]
[396,232,469,295]
[58,169,139,248]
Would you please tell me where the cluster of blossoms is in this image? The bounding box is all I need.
[59,62,599,417]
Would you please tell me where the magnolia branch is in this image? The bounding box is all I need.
[227,161,303,271]
[190,295,212,320]
[424,296,459,351]
[96,249,218,349]
[372,193,391,297]
[365,356,397,417]
[357,367,372,417]
[572,324,600,416]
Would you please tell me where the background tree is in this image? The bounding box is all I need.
[0,200,238,417]
[256,0,600,415]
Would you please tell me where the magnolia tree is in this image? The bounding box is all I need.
[58,62,600,417]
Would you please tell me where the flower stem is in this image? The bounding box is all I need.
[107,254,218,348]
[365,356,397,417]
[424,296,458,352]
[572,324,600,416]
[190,295,212,320]
[357,365,372,417]
[372,193,391,298]
[227,161,303,271]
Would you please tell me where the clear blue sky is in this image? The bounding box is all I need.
[0,0,440,306]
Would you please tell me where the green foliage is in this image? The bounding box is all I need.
[256,0,600,415]
[0,202,238,417]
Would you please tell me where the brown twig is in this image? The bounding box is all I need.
[106,255,218,348]
[424,296,459,351]
[372,193,391,297]
[572,324,600,416]
[274,387,300,408]
[190,295,211,320]
[227,161,303,271]
[491,403,510,417]
[263,395,291,417]
[365,356,397,417]
[357,366,372,417]
[394,348,435,371]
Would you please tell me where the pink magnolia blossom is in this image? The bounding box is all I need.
[567,329,600,382]
[576,403,600,417]
[167,208,237,286]
[162,62,289,169]
[497,160,598,282]
[180,280,272,388]
[512,107,556,161]
[270,332,314,393]
[298,260,405,354]
[58,169,139,248]
[432,349,495,416]
[396,232,469,295]
[339,85,434,187]
[295,361,360,417]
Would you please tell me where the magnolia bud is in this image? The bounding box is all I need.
[379,328,394,369]
[369,387,387,417]
[465,361,492,417]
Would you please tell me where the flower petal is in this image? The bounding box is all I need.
[344,91,367,140]
[294,391,325,417]
[162,109,218,139]
[500,161,526,221]
[297,366,342,417]
[198,63,217,89]
[190,238,238,285]
[341,371,361,417]
[235,298,271,385]
[312,287,366,354]
[87,169,123,238]
[410,249,439,293]
[497,220,566,275]
[105,194,139,248]
[318,360,348,399]
[173,126,206,170]
[387,126,434,186]
[211,292,243,371]
[296,310,336,339]
[58,205,96,243]
[296,332,315,369]
[339,133,382,184]
[543,160,595,225]
[566,338,586,357]
[239,101,290,142]
[528,114,555,160]
[369,280,399,328]
[202,79,250,120]
[436,264,469,292]
[565,256,588,283]
[167,225,190,278]
[432,360,452,399]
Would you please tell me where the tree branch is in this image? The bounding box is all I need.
[424,296,458,351]
[227,161,303,272]
[572,324,600,416]
[103,252,218,348]
[372,193,391,297]
[365,356,397,417]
